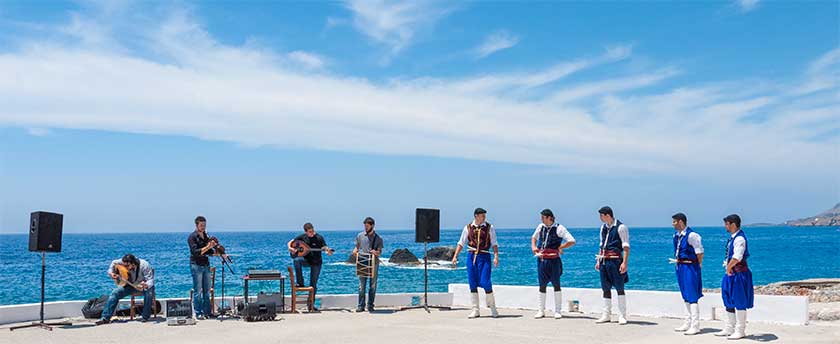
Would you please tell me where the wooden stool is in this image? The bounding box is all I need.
[287,266,315,312]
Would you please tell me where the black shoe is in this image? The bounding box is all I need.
[355,307,365,313]
[296,283,305,288]
[95,319,111,326]
[367,307,375,313]
[140,318,148,323]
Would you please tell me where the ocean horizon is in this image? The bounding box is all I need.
[1,226,838,306]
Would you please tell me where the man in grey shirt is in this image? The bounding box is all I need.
[96,254,155,325]
[353,217,383,312]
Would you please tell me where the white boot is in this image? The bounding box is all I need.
[595,298,611,323]
[467,293,480,319]
[715,311,735,336]
[674,302,691,332]
[728,310,747,340]
[684,303,700,335]
[553,291,563,319]
[617,295,628,325]
[486,293,499,318]
[534,293,546,318]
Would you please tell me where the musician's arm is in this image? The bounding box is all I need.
[287,239,296,252]
[107,260,118,279]
[141,262,154,289]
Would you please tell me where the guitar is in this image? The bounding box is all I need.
[289,240,334,258]
[113,264,145,290]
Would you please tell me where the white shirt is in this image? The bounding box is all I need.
[531,223,576,248]
[674,229,704,255]
[457,221,498,248]
[727,230,747,262]
[599,219,630,249]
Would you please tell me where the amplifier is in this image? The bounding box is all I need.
[247,269,282,279]
[244,301,277,322]
[257,292,284,314]
[166,298,196,326]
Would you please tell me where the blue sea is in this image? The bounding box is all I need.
[1,226,838,305]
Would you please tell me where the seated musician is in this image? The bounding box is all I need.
[96,254,154,325]
[287,223,332,300]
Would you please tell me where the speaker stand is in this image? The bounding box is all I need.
[399,241,451,313]
[10,252,71,331]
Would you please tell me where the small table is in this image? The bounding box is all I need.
[243,273,286,313]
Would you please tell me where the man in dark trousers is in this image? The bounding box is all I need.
[595,206,630,325]
[287,222,333,300]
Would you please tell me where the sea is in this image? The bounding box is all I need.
[1,226,838,305]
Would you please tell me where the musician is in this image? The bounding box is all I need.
[530,209,576,319]
[717,214,753,340]
[187,215,216,319]
[352,217,383,313]
[287,223,332,298]
[594,206,630,325]
[671,212,704,335]
[95,254,154,325]
[451,207,500,318]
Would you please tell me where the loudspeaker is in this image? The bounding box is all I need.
[29,211,63,252]
[415,208,440,243]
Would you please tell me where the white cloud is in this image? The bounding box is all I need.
[0,8,836,184]
[26,127,50,136]
[341,0,457,56]
[287,51,327,70]
[736,0,760,12]
[474,30,519,59]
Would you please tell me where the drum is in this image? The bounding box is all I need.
[355,252,377,278]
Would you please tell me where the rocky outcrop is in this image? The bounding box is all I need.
[704,278,840,321]
[425,246,456,261]
[784,203,840,227]
[389,248,420,265]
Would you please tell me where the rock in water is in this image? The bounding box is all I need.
[426,246,456,261]
[389,248,420,265]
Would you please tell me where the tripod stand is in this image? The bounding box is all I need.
[400,241,451,313]
[216,256,238,321]
[10,251,72,331]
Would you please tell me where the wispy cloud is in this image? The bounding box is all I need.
[340,0,457,59]
[474,30,519,59]
[287,51,327,70]
[736,0,761,12]
[0,6,836,185]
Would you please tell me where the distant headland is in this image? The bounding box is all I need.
[749,203,840,227]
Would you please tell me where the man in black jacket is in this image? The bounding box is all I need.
[188,216,216,319]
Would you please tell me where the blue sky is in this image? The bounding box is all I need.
[0,0,838,233]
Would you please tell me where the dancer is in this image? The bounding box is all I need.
[716,214,754,340]
[594,206,630,325]
[531,209,576,319]
[452,208,500,318]
[671,213,704,335]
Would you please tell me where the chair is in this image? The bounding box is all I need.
[210,267,216,314]
[129,269,157,320]
[287,266,315,312]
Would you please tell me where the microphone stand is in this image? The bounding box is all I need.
[216,256,239,321]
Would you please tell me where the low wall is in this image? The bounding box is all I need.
[0,292,453,325]
[448,284,809,325]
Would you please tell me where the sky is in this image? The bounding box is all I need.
[0,0,838,233]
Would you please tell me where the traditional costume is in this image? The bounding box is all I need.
[673,227,703,335]
[457,211,498,318]
[532,219,575,319]
[717,227,753,339]
[596,217,629,324]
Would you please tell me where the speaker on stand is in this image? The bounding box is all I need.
[400,208,450,313]
[11,211,72,331]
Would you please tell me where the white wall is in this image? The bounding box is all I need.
[0,293,454,325]
[447,284,809,325]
